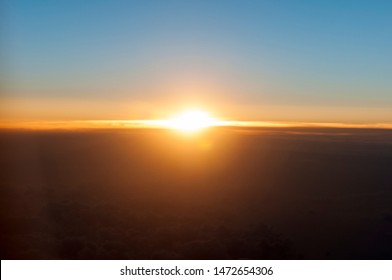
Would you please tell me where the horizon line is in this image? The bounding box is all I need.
[1,120,392,131]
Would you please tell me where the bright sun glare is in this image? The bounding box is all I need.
[165,109,219,132]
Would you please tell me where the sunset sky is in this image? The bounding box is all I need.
[2,0,392,124]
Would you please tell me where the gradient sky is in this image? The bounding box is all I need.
[2,0,392,122]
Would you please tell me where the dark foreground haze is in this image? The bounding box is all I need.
[1,127,392,259]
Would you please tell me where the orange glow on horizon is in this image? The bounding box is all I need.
[1,119,392,131]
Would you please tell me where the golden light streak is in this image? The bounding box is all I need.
[1,120,392,131]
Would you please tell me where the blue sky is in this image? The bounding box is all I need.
[2,0,392,121]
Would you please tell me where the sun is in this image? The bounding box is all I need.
[165,109,219,132]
